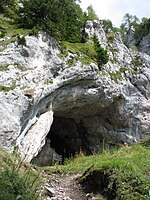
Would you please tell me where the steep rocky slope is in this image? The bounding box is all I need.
[124,26,150,56]
[0,21,149,164]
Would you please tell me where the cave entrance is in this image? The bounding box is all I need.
[47,116,90,164]
[49,133,75,164]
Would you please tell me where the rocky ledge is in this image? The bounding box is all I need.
[0,21,149,164]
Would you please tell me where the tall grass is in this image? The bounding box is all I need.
[0,149,42,200]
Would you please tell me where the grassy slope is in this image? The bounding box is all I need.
[0,15,31,47]
[45,138,150,200]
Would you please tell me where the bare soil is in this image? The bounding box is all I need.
[44,172,105,200]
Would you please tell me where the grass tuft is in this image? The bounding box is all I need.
[0,149,43,200]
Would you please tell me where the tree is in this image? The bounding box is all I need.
[134,17,150,43]
[0,0,15,16]
[86,5,99,21]
[16,0,85,42]
[120,13,139,33]
[93,34,109,68]
[103,19,113,33]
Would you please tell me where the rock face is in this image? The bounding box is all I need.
[139,33,150,55]
[0,22,150,164]
[124,27,150,56]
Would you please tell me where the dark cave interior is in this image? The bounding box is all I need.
[31,114,119,166]
[47,116,91,163]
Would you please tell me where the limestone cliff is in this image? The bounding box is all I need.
[124,26,150,56]
[0,21,149,163]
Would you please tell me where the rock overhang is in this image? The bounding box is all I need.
[0,28,149,163]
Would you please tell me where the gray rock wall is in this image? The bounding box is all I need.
[0,25,149,162]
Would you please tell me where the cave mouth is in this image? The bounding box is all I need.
[46,116,91,164]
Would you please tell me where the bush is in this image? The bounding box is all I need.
[17,35,26,46]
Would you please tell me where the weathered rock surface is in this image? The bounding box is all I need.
[139,33,150,56]
[0,21,150,163]
[124,27,150,56]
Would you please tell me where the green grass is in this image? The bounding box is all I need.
[0,64,9,71]
[59,40,97,65]
[0,85,16,91]
[0,15,31,47]
[0,149,43,200]
[109,70,124,83]
[45,137,150,199]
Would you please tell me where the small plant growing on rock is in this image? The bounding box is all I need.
[0,85,16,91]
[131,56,142,67]
[17,35,26,46]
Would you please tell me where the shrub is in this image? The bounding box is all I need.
[59,40,97,65]
[107,32,115,41]
[17,35,26,46]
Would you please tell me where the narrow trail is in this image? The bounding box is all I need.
[44,173,87,200]
[44,172,105,200]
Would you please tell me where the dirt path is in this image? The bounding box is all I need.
[43,172,105,200]
[44,173,87,200]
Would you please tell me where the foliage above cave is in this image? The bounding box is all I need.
[15,0,86,42]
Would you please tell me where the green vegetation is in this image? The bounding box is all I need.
[0,0,16,17]
[135,18,150,42]
[59,37,109,67]
[15,0,85,42]
[120,13,150,47]
[45,137,150,200]
[0,149,42,200]
[102,19,119,34]
[131,56,142,68]
[0,15,31,49]
[0,0,86,43]
[107,32,115,41]
[59,40,97,65]
[17,35,26,46]
[0,85,16,91]
[0,64,9,71]
[14,63,27,70]
[120,13,140,34]
[0,0,110,68]
[109,71,124,83]
[85,4,99,21]
[93,35,109,68]
[0,63,26,71]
